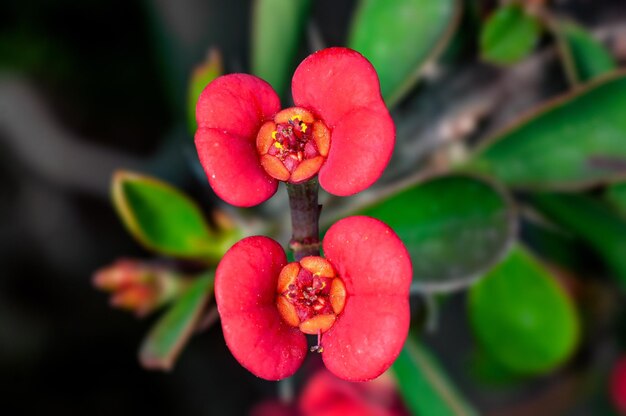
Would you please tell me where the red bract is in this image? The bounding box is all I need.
[195,47,395,207]
[298,370,409,416]
[611,356,626,414]
[251,369,409,416]
[215,216,412,381]
[93,259,167,317]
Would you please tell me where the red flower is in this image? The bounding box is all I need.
[251,369,409,416]
[611,356,626,414]
[195,47,395,207]
[215,216,412,381]
[298,370,409,416]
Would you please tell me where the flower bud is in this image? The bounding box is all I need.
[93,259,185,317]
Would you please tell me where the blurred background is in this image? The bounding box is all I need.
[2,0,626,415]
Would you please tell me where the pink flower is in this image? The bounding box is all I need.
[215,216,412,381]
[195,47,395,207]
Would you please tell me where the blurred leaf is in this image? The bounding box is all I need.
[187,49,223,134]
[112,171,223,260]
[480,4,541,65]
[532,193,626,285]
[605,182,626,219]
[357,175,515,293]
[139,273,214,371]
[251,0,311,96]
[469,348,521,386]
[521,219,585,271]
[466,72,626,190]
[469,246,580,375]
[554,20,616,85]
[348,0,461,107]
[393,335,478,416]
[0,32,70,78]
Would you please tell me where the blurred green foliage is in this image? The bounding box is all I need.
[467,73,626,189]
[357,175,514,292]
[480,4,541,65]
[393,335,478,416]
[187,50,223,134]
[555,21,617,84]
[606,182,626,219]
[251,0,311,97]
[532,193,626,286]
[348,0,460,106]
[469,246,580,374]
[139,273,214,371]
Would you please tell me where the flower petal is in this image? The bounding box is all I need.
[299,370,393,416]
[216,236,307,380]
[323,216,412,297]
[292,47,385,127]
[322,296,409,382]
[195,128,277,207]
[321,216,411,381]
[318,107,394,196]
[196,74,280,138]
[251,400,297,416]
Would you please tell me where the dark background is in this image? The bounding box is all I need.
[0,1,364,414]
[2,1,261,414]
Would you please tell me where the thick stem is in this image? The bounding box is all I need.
[286,178,321,261]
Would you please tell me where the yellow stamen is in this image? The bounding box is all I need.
[301,123,308,133]
[290,115,302,122]
[274,142,284,149]
[271,131,278,139]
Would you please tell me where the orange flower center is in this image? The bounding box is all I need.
[276,256,346,336]
[256,107,330,183]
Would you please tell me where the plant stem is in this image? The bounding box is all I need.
[286,178,321,261]
[278,377,294,404]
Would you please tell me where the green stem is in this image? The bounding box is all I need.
[286,178,321,261]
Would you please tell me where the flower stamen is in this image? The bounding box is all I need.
[257,107,330,183]
[275,256,346,337]
[310,330,324,353]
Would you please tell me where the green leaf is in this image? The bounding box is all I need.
[112,171,222,260]
[532,193,626,286]
[606,182,626,219]
[469,348,522,386]
[357,175,515,293]
[480,4,541,65]
[348,0,461,107]
[468,246,580,375]
[521,219,585,271]
[139,273,214,371]
[465,73,626,190]
[555,20,616,85]
[251,0,311,96]
[393,335,478,416]
[187,49,223,134]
